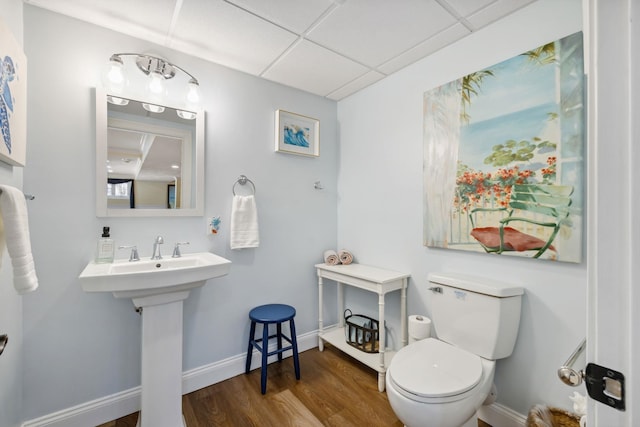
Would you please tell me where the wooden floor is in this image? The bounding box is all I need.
[98,345,492,427]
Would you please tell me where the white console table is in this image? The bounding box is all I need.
[315,263,409,392]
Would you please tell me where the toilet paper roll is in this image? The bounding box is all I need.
[408,315,431,344]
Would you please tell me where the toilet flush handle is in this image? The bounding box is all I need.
[428,286,443,293]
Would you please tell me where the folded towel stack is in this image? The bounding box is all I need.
[323,250,340,265]
[323,249,355,265]
[338,249,353,265]
[0,185,39,294]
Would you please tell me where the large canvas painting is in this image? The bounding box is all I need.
[423,32,584,263]
[0,18,27,167]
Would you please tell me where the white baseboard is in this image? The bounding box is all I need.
[478,402,527,427]
[22,331,319,427]
[23,330,527,427]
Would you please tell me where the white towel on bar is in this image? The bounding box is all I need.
[0,185,39,294]
[230,195,260,250]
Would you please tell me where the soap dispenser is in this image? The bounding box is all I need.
[96,226,115,263]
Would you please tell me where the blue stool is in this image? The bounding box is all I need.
[245,303,300,394]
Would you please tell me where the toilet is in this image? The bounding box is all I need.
[386,273,523,427]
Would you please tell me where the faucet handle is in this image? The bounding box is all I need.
[118,245,140,262]
[172,242,190,258]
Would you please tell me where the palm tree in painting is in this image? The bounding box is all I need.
[521,42,556,65]
[460,70,494,123]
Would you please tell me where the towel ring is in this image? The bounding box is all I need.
[233,175,256,196]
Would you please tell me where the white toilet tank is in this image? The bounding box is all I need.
[428,273,524,360]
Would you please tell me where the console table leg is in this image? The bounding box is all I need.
[318,276,324,351]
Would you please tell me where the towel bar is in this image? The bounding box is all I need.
[557,338,586,386]
[0,188,34,200]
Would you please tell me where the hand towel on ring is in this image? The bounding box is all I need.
[338,249,353,265]
[323,250,340,265]
[0,185,39,294]
[230,195,260,250]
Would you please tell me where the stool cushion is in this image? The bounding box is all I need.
[249,304,296,323]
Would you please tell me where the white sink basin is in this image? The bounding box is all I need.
[79,252,231,299]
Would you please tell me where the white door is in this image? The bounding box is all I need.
[587,0,639,425]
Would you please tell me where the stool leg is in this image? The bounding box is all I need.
[245,321,256,374]
[277,322,283,362]
[290,318,300,380]
[261,322,269,394]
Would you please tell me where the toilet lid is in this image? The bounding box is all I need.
[389,338,483,398]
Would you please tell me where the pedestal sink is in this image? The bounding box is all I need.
[79,252,231,427]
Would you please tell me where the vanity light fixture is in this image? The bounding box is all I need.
[106,53,201,114]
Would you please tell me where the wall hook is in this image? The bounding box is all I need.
[314,181,324,190]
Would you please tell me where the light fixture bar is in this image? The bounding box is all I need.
[110,53,199,85]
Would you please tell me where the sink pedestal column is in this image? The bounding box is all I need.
[134,290,190,427]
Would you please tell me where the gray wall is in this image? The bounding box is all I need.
[336,0,585,416]
[22,5,337,420]
[0,1,24,426]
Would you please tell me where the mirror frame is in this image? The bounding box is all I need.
[95,88,205,217]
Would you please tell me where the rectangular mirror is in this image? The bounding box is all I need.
[95,88,204,217]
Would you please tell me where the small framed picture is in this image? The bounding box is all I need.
[275,109,319,157]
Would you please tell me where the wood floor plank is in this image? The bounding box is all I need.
[269,389,324,427]
[96,345,487,427]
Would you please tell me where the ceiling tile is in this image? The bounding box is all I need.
[326,70,386,101]
[378,23,470,75]
[466,0,537,29]
[171,1,298,75]
[25,0,542,100]
[225,0,335,34]
[307,0,457,67]
[25,0,177,41]
[262,39,369,97]
[441,0,496,18]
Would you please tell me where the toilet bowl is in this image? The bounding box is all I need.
[386,338,495,427]
[385,273,524,427]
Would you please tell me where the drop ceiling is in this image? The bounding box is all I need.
[24,0,537,100]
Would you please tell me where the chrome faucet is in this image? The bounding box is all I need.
[118,245,140,262]
[151,236,164,260]
[172,241,190,258]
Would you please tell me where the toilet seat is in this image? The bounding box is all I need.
[388,338,483,402]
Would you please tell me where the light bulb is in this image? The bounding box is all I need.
[176,110,196,120]
[185,79,200,105]
[103,55,125,93]
[107,58,124,85]
[107,95,129,106]
[148,71,165,95]
[142,103,165,113]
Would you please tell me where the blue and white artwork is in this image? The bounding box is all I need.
[0,18,26,167]
[283,123,310,148]
[1,55,15,154]
[275,110,319,157]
